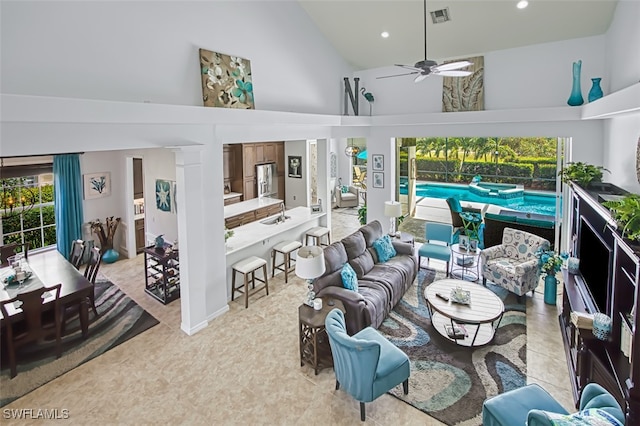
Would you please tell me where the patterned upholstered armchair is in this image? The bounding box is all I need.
[480,227,550,299]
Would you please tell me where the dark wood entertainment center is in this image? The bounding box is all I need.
[560,182,639,424]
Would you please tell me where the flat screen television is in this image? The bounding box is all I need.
[577,217,612,313]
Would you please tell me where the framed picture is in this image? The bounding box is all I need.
[288,156,302,178]
[199,48,254,109]
[372,154,384,171]
[459,235,470,251]
[469,239,478,251]
[155,179,173,212]
[373,172,384,188]
[311,203,322,213]
[83,172,111,200]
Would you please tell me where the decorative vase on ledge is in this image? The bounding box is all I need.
[588,77,603,102]
[567,60,584,106]
[544,274,558,305]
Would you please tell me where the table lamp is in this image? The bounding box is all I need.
[295,246,326,307]
[384,201,402,237]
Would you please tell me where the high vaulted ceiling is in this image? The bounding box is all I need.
[298,0,619,70]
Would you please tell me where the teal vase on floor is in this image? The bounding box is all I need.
[544,274,558,305]
[588,77,603,102]
[567,60,584,106]
[102,248,119,264]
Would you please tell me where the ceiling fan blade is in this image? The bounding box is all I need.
[434,60,473,72]
[414,73,429,83]
[377,72,419,80]
[434,70,473,77]
[394,64,422,71]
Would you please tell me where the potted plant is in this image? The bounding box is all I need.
[603,194,640,242]
[357,205,367,226]
[224,227,234,243]
[559,162,609,188]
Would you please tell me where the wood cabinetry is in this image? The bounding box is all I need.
[238,142,284,201]
[561,183,640,423]
[135,219,145,253]
[223,145,235,180]
[133,158,143,199]
[224,195,242,206]
[224,202,284,230]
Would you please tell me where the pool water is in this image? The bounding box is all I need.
[401,182,557,217]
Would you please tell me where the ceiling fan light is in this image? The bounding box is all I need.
[517,0,528,9]
[381,31,389,38]
[414,73,428,83]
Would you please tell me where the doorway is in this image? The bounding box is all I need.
[132,158,146,254]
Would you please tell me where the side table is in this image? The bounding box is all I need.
[299,298,345,375]
[450,243,480,281]
[394,231,415,248]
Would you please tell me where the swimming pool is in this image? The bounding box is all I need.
[400,181,557,217]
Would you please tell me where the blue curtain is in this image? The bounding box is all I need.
[54,154,83,259]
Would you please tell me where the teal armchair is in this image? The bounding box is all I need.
[325,309,410,421]
[482,382,625,426]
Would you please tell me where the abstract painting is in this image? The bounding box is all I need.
[199,48,254,109]
[155,179,172,212]
[442,56,484,112]
[83,172,111,200]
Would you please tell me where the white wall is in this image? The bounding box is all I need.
[354,36,607,115]
[284,140,309,207]
[81,148,178,256]
[601,0,640,193]
[0,1,353,114]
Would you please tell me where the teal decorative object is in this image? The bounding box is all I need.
[567,60,584,106]
[155,234,165,249]
[544,274,557,305]
[588,77,603,102]
[102,249,119,264]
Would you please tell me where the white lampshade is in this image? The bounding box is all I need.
[295,246,326,279]
[384,201,402,218]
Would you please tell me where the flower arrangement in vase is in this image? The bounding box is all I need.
[536,249,568,278]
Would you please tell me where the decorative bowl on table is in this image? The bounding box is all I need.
[450,287,471,305]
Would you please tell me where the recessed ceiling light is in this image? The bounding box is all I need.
[381,31,389,38]
[517,0,528,9]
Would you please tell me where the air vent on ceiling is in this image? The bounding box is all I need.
[430,7,450,24]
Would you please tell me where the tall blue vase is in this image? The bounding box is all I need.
[102,248,119,264]
[588,77,603,102]
[544,274,558,305]
[567,60,584,106]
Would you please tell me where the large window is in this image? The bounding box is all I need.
[403,137,558,190]
[1,173,56,250]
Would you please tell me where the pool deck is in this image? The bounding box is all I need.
[407,195,512,225]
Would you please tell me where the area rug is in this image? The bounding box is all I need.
[379,269,526,425]
[0,279,160,407]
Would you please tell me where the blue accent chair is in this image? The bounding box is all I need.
[325,309,410,421]
[418,222,453,275]
[482,382,625,426]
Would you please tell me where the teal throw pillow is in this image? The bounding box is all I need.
[341,185,349,193]
[373,234,397,263]
[341,263,358,292]
[540,408,623,425]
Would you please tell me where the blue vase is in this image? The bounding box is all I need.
[588,78,603,102]
[102,248,119,264]
[544,274,558,305]
[567,60,584,106]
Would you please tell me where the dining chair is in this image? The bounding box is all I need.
[69,239,86,269]
[418,222,453,274]
[0,242,30,267]
[0,283,63,378]
[83,246,102,316]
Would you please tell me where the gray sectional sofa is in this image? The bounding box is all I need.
[313,220,418,334]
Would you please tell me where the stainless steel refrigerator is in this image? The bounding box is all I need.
[256,163,278,198]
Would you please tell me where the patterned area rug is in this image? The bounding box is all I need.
[0,280,160,407]
[379,269,526,426]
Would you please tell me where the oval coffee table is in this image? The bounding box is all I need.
[424,279,505,347]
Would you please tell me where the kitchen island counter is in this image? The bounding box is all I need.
[224,197,283,219]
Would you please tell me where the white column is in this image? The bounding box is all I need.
[316,138,330,229]
[365,134,396,227]
[175,147,209,335]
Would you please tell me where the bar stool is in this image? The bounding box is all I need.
[271,240,302,283]
[231,256,269,308]
[305,227,331,247]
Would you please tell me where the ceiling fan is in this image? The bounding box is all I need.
[377,0,473,83]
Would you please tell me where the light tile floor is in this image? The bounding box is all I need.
[4,209,574,425]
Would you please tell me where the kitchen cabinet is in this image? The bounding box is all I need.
[133,158,144,199]
[243,179,256,200]
[225,203,284,230]
[224,195,242,206]
[223,145,235,180]
[135,219,145,253]
[243,145,256,178]
[237,142,284,201]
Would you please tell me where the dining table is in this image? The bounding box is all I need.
[0,249,93,337]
